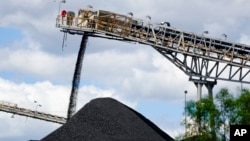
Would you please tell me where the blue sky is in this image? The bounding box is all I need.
[0,0,250,140]
[0,27,23,45]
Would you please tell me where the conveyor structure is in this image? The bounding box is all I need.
[56,8,250,118]
[0,101,66,124]
[57,8,250,83]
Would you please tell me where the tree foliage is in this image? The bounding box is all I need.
[182,88,250,141]
[234,89,250,125]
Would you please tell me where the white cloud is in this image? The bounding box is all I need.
[0,76,137,139]
[0,46,75,82]
[0,77,68,139]
[83,47,154,83]
[120,54,196,100]
[0,38,195,102]
[239,34,250,45]
[0,78,68,115]
[77,85,137,110]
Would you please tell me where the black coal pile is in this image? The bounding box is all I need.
[41,97,174,141]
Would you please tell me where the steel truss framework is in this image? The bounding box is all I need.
[0,101,66,124]
[56,8,250,84]
[154,47,250,83]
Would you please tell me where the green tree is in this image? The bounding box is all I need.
[183,88,250,141]
[234,89,250,124]
[185,97,218,140]
[185,100,198,136]
[215,88,235,141]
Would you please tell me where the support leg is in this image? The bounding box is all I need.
[205,81,216,99]
[194,82,203,101]
[205,81,217,139]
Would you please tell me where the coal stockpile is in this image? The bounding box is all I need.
[41,97,174,141]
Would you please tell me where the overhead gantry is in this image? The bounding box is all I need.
[56,8,250,119]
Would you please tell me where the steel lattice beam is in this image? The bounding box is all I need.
[154,47,250,83]
[0,101,66,124]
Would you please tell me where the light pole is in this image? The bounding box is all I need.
[58,0,66,15]
[34,100,42,111]
[241,82,243,92]
[127,12,133,17]
[222,33,227,40]
[146,15,151,22]
[25,100,42,123]
[202,30,209,36]
[184,90,188,137]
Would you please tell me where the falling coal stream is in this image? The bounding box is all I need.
[67,34,88,120]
